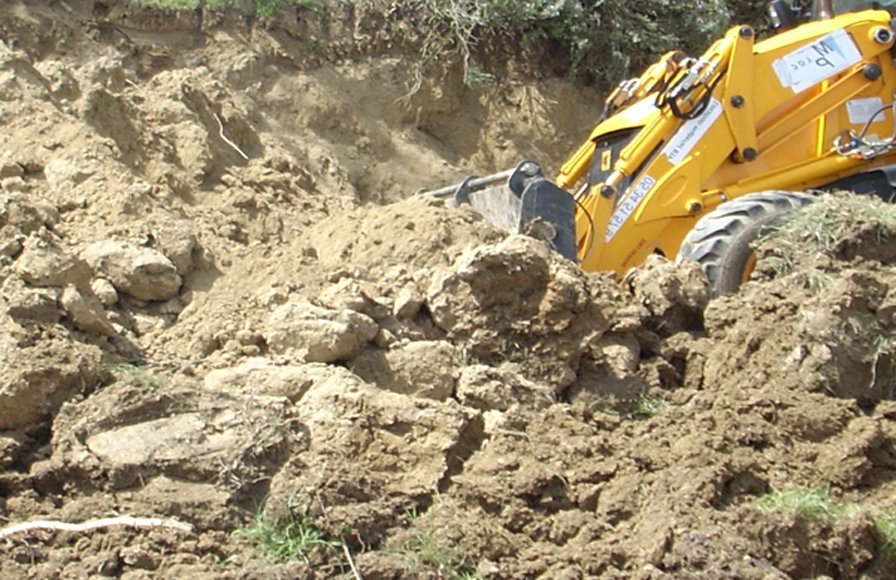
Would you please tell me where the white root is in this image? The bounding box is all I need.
[342,541,364,580]
[214,113,250,160]
[0,517,194,541]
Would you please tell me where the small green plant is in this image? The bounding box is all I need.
[750,487,858,521]
[398,528,482,579]
[629,393,671,420]
[232,503,341,564]
[464,65,496,89]
[593,393,673,420]
[873,513,896,556]
[101,362,167,389]
[750,487,896,557]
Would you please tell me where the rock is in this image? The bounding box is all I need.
[14,234,92,288]
[151,219,200,275]
[351,340,458,400]
[393,281,424,318]
[1,276,61,323]
[1,194,59,234]
[455,364,555,412]
[265,301,378,362]
[203,358,334,401]
[59,285,115,336]
[265,376,483,541]
[90,277,119,306]
[47,380,301,490]
[0,225,23,258]
[81,240,182,301]
[319,278,390,319]
[43,153,99,188]
[567,333,647,404]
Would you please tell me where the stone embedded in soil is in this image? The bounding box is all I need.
[43,153,99,188]
[455,364,555,412]
[350,340,458,401]
[59,284,115,336]
[14,234,92,288]
[264,300,378,362]
[90,277,119,306]
[318,277,391,320]
[150,219,203,275]
[1,276,62,323]
[47,380,303,490]
[80,240,182,302]
[203,358,327,401]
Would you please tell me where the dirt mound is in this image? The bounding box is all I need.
[3,2,896,580]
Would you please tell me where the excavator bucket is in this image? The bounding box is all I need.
[420,160,578,261]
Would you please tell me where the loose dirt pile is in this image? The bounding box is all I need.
[2,2,896,579]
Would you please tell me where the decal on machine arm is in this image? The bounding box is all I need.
[772,29,862,93]
[661,98,724,164]
[604,175,656,242]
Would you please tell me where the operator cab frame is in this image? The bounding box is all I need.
[768,0,896,29]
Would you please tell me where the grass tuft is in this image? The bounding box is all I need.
[750,487,896,557]
[232,503,341,564]
[758,193,896,287]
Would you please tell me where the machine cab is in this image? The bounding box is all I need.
[770,0,896,29]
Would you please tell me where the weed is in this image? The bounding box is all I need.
[232,502,341,564]
[750,487,896,557]
[749,487,857,521]
[873,513,896,556]
[591,393,672,420]
[629,393,671,419]
[397,526,482,580]
[101,362,167,390]
[464,65,496,89]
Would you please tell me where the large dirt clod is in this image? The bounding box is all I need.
[80,240,182,302]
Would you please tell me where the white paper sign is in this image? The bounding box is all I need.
[772,29,862,93]
[846,97,885,125]
[604,175,656,242]
[662,98,724,164]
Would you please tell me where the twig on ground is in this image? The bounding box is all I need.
[214,113,250,160]
[342,540,364,580]
[0,517,194,541]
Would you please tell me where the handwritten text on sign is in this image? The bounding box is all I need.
[772,29,862,93]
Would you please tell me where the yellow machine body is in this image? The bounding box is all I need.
[559,8,896,276]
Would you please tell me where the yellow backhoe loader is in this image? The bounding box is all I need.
[424,0,896,295]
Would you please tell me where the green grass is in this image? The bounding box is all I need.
[750,487,859,521]
[100,362,167,389]
[232,503,341,564]
[758,193,896,288]
[397,527,483,580]
[591,393,673,421]
[750,487,896,556]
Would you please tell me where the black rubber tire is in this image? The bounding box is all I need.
[676,191,815,296]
